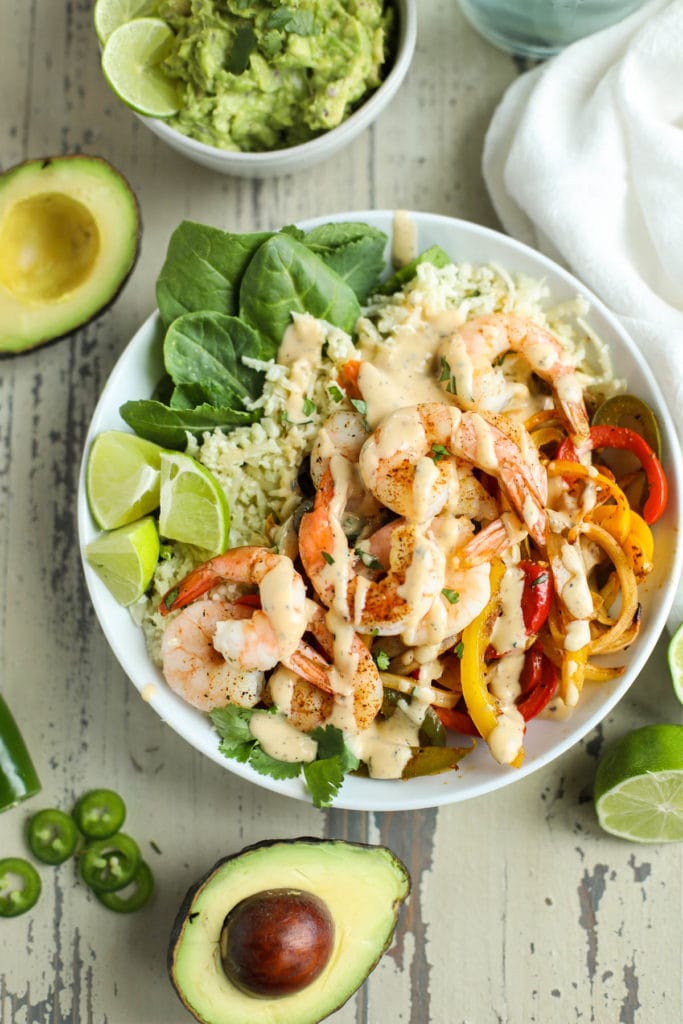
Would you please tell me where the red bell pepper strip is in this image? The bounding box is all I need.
[434,705,480,737]
[519,561,553,634]
[516,643,558,721]
[556,424,668,524]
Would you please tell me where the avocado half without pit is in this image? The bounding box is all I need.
[0,155,140,355]
[168,837,411,1024]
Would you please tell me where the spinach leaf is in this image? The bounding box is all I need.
[156,221,272,330]
[119,399,257,450]
[164,311,266,409]
[378,244,452,295]
[239,233,361,352]
[303,222,388,302]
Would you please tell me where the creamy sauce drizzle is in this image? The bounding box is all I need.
[249,710,318,763]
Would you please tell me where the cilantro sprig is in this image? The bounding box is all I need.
[209,708,358,808]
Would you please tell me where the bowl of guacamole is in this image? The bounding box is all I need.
[134,0,416,176]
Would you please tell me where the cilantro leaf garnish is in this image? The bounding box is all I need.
[249,745,303,779]
[374,649,390,671]
[227,26,257,75]
[302,397,317,416]
[322,551,335,565]
[431,443,449,462]
[303,726,359,808]
[355,547,382,571]
[442,588,460,605]
[210,712,359,808]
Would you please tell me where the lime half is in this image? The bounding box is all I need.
[86,430,162,531]
[158,452,230,556]
[86,516,160,606]
[94,0,160,44]
[101,18,180,118]
[594,724,683,843]
[668,623,683,705]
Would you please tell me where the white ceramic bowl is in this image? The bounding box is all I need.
[135,0,416,177]
[78,210,683,811]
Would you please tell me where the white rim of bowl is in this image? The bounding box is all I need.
[142,0,417,164]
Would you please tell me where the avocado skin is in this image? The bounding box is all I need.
[168,836,411,1024]
[0,154,141,357]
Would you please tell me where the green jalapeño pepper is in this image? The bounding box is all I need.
[0,857,41,917]
[94,860,154,913]
[80,833,141,893]
[73,789,126,839]
[0,693,41,813]
[27,808,80,865]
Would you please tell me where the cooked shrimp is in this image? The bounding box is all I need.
[160,547,308,672]
[266,605,383,733]
[299,467,443,636]
[161,599,266,711]
[310,408,369,487]
[358,402,548,545]
[438,313,590,446]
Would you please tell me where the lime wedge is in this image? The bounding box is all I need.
[594,724,683,843]
[101,18,180,118]
[86,516,160,606]
[86,430,162,531]
[158,452,230,556]
[668,623,683,705]
[93,0,160,44]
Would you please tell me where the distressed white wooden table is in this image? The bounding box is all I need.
[1,3,681,1022]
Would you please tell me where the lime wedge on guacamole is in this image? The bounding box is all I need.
[94,0,160,44]
[101,18,180,118]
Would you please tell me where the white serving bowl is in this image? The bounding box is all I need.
[78,210,683,811]
[134,0,416,177]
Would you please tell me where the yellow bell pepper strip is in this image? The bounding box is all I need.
[560,645,588,708]
[548,459,632,544]
[621,510,654,582]
[460,559,525,767]
[556,425,668,524]
[0,694,41,813]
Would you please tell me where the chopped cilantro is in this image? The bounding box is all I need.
[227,26,257,74]
[530,571,549,588]
[355,547,383,571]
[442,588,460,605]
[322,551,335,565]
[328,384,344,403]
[302,397,317,416]
[374,649,390,671]
[453,641,465,659]
[431,443,449,462]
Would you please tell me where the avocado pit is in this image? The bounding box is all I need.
[220,888,334,998]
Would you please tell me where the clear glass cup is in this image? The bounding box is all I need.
[457,0,645,59]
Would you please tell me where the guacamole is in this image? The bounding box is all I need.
[158,0,393,152]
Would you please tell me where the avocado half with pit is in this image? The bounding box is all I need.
[168,837,411,1024]
[0,154,140,354]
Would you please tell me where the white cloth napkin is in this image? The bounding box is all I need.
[483,0,683,631]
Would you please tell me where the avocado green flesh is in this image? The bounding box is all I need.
[0,155,140,354]
[169,838,410,1024]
